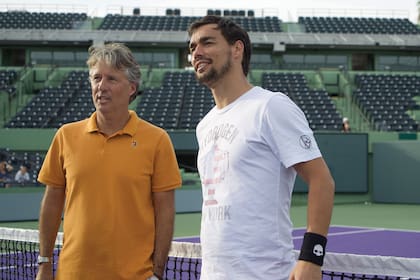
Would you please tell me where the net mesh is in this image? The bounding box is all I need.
[1,227,419,280]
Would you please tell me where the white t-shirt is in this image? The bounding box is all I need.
[196,86,322,280]
[15,170,30,183]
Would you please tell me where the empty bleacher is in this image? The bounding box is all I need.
[98,15,200,31]
[136,71,214,130]
[208,9,252,17]
[262,72,343,131]
[353,74,420,132]
[0,11,87,30]
[4,66,420,133]
[5,70,92,129]
[5,69,212,131]
[1,9,417,35]
[98,14,281,32]
[0,70,18,98]
[9,68,420,133]
[231,16,282,32]
[4,69,213,131]
[299,16,420,34]
[47,71,94,128]
[5,86,65,128]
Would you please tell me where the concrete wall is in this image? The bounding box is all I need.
[0,192,44,221]
[294,133,368,192]
[0,189,202,222]
[372,141,420,204]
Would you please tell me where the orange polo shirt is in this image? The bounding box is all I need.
[38,110,182,280]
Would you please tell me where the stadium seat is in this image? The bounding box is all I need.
[354,73,420,132]
[4,70,94,129]
[97,13,280,32]
[133,8,140,16]
[136,71,214,130]
[298,16,420,35]
[0,70,18,98]
[0,11,87,30]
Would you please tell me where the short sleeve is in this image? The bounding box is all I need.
[151,131,182,192]
[37,129,66,188]
[262,94,322,168]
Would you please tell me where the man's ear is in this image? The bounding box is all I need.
[233,40,245,60]
[130,82,137,96]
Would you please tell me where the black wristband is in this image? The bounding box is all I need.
[298,232,327,266]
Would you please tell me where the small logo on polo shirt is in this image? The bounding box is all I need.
[132,140,137,147]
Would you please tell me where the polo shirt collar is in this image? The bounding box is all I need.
[86,110,139,137]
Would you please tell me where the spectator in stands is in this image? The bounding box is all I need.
[0,154,13,188]
[14,162,31,185]
[188,15,335,280]
[342,117,351,133]
[36,42,181,280]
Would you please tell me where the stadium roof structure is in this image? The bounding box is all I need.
[1,29,420,51]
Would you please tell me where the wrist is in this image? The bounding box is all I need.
[153,273,163,280]
[37,256,52,265]
[298,232,327,266]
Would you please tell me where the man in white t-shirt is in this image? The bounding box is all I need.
[15,163,31,184]
[188,16,335,280]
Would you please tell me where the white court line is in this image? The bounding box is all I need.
[329,225,420,233]
[174,226,420,240]
[292,226,385,240]
[174,235,199,240]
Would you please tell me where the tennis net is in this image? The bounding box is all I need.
[1,227,419,280]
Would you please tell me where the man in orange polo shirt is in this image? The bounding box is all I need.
[36,43,181,280]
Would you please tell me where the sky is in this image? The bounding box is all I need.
[1,0,418,23]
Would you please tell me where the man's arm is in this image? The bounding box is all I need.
[296,157,335,236]
[152,190,176,279]
[36,185,66,280]
[290,157,335,280]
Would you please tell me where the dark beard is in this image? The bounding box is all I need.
[197,59,231,87]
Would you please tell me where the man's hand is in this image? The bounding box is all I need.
[289,260,322,280]
[35,263,54,280]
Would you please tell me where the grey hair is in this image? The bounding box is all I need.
[87,42,141,102]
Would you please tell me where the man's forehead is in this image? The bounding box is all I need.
[89,62,117,74]
[191,24,219,37]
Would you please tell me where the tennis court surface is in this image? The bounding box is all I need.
[1,225,420,279]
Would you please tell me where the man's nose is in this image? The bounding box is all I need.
[192,45,204,62]
[97,78,107,90]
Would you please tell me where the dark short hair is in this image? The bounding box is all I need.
[188,15,252,76]
[22,162,31,170]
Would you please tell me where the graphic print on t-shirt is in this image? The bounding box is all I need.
[198,122,239,222]
[200,144,229,206]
